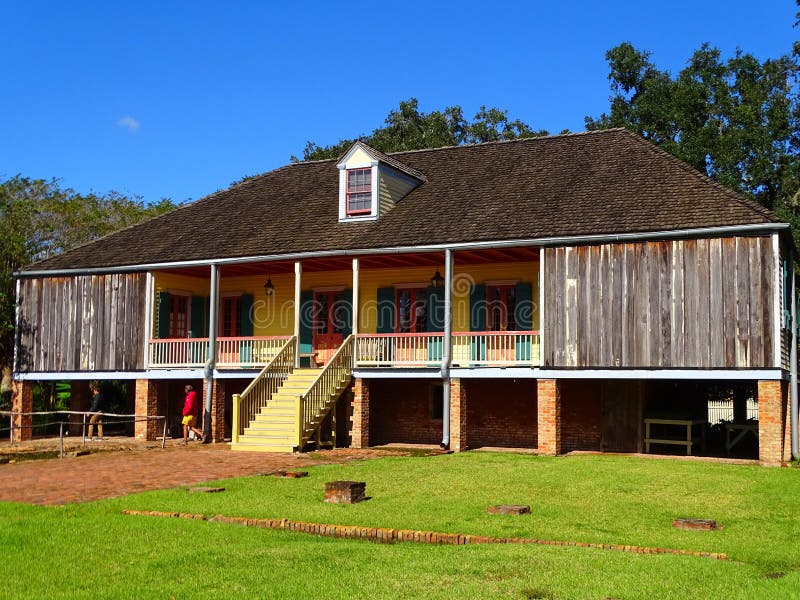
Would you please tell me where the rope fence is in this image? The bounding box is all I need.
[0,411,167,458]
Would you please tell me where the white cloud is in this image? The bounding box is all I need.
[116,115,140,132]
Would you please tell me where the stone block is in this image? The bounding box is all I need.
[324,480,366,504]
[487,505,531,515]
[672,518,717,531]
[274,470,309,478]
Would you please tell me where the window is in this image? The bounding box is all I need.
[487,285,517,331]
[430,383,444,420]
[346,168,372,215]
[396,288,428,333]
[220,297,240,337]
[170,294,189,338]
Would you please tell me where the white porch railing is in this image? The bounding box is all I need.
[355,333,445,367]
[148,336,292,369]
[148,338,208,368]
[216,336,293,368]
[354,331,540,368]
[452,331,540,367]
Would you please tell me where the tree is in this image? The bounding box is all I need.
[585,41,800,237]
[295,98,548,161]
[0,176,178,401]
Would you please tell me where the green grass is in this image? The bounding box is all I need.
[2,452,800,599]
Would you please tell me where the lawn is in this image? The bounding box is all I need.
[1,452,799,599]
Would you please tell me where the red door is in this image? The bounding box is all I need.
[313,291,345,365]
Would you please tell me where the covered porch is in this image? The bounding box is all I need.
[144,246,543,372]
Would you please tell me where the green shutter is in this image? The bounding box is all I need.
[426,286,443,363]
[515,282,533,362]
[469,283,486,362]
[469,284,487,332]
[376,287,395,334]
[299,291,314,355]
[239,294,254,336]
[515,282,533,330]
[190,295,206,338]
[339,289,353,337]
[426,286,444,333]
[156,292,171,338]
[238,294,255,365]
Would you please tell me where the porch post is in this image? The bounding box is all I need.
[294,261,302,367]
[203,264,219,441]
[11,380,33,442]
[539,248,545,366]
[441,248,453,449]
[537,378,562,455]
[352,258,359,337]
[142,272,154,369]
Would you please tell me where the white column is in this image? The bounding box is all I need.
[539,248,545,367]
[141,272,154,370]
[203,264,220,436]
[352,258,360,336]
[294,261,302,367]
[441,248,453,449]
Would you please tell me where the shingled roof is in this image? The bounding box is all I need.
[23,128,781,272]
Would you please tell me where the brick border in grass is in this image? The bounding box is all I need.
[122,510,727,560]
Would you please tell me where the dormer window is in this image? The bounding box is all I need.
[346,168,372,215]
[337,141,425,223]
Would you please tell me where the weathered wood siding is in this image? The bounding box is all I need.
[544,236,774,369]
[17,273,147,372]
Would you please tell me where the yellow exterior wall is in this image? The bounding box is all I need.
[151,260,540,337]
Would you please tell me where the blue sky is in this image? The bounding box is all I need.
[1,1,797,204]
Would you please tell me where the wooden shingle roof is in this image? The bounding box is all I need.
[24,128,780,272]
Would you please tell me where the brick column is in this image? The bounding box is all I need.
[69,381,90,437]
[537,379,562,455]
[351,378,370,448]
[134,379,159,440]
[449,378,468,451]
[758,380,790,465]
[210,379,226,442]
[11,380,34,442]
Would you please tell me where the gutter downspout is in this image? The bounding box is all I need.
[791,250,799,460]
[203,264,219,442]
[441,248,453,449]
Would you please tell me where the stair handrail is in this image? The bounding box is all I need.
[296,334,354,448]
[232,336,297,444]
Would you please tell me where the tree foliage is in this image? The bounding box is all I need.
[295,98,548,161]
[0,176,178,392]
[585,40,800,236]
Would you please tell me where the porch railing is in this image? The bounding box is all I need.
[232,336,296,443]
[148,336,291,369]
[216,336,293,368]
[296,334,354,448]
[354,333,444,367]
[354,331,540,368]
[451,331,540,367]
[148,338,207,368]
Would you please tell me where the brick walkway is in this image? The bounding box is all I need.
[0,438,401,506]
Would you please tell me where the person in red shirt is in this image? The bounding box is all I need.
[181,384,204,444]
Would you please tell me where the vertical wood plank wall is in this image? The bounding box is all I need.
[17,273,147,372]
[544,236,775,369]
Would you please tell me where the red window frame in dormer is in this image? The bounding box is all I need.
[346,168,372,215]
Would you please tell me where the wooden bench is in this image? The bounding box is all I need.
[644,418,707,455]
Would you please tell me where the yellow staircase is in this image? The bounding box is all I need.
[232,335,354,453]
[235,369,320,452]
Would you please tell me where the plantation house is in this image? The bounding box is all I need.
[12,129,799,464]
